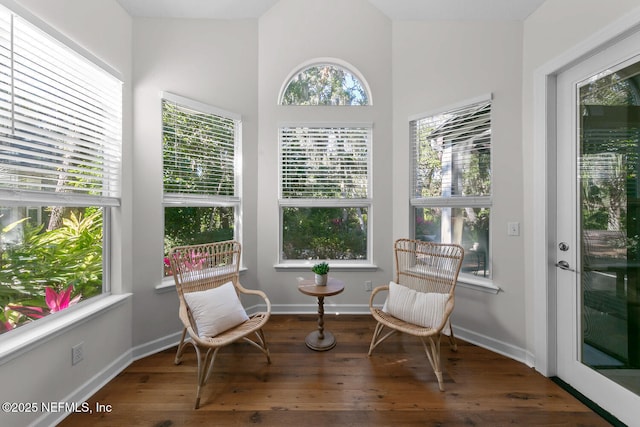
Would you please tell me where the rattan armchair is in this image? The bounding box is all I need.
[169,240,271,409]
[368,238,464,391]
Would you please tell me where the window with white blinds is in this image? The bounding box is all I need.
[161,93,241,274]
[278,124,371,262]
[162,93,239,203]
[0,4,122,333]
[410,96,492,279]
[411,97,491,206]
[279,126,370,200]
[0,7,122,204]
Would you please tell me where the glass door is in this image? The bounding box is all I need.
[578,59,640,394]
[555,30,640,426]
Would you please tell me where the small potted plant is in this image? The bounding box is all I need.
[312,261,330,286]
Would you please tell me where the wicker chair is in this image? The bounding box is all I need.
[169,241,271,409]
[368,238,464,391]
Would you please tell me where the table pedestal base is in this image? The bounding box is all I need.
[305,330,336,351]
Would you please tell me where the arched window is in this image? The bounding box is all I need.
[279,60,371,106]
[277,59,373,265]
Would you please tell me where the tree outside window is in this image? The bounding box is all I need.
[281,63,368,106]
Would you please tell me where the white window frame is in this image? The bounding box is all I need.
[277,123,373,267]
[410,95,498,291]
[160,92,242,278]
[0,0,123,342]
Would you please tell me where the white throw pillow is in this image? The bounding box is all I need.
[183,281,249,338]
[383,281,451,335]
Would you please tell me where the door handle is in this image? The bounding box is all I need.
[555,260,576,272]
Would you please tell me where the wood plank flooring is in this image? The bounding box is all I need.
[59,315,612,426]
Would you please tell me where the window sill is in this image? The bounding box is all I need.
[0,293,131,366]
[274,263,378,272]
[156,277,177,294]
[457,274,500,294]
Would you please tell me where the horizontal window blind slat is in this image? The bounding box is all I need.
[163,193,240,207]
[0,188,120,207]
[410,196,492,208]
[278,198,372,207]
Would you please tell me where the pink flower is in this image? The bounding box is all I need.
[8,285,82,323]
[45,285,81,313]
[183,250,205,271]
[6,304,47,319]
[1,320,14,332]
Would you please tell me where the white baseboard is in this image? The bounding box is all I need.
[453,325,532,367]
[131,330,184,360]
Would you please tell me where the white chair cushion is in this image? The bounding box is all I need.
[383,281,451,335]
[183,281,249,338]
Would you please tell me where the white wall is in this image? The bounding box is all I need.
[392,21,527,354]
[257,0,394,311]
[0,1,133,426]
[522,0,640,371]
[130,18,259,346]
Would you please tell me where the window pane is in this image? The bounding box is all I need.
[281,64,369,106]
[412,100,491,199]
[280,126,370,199]
[164,206,234,276]
[0,206,103,334]
[162,100,237,197]
[415,207,490,277]
[282,207,367,260]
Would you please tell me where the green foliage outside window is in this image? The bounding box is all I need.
[0,208,103,334]
[282,207,367,260]
[282,64,368,106]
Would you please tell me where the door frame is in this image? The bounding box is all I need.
[532,7,640,377]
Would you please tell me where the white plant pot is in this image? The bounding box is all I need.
[314,273,328,286]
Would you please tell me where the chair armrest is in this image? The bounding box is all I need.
[369,284,389,307]
[431,294,455,334]
[236,283,272,313]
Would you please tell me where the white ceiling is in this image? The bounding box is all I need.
[115,0,546,21]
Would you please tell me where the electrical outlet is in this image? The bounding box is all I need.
[364,280,372,292]
[72,342,84,365]
[507,222,520,236]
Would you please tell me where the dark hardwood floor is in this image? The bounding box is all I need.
[59,315,612,426]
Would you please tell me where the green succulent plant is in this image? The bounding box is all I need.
[311,261,330,275]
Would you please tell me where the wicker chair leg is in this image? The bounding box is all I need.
[368,322,398,356]
[368,322,384,356]
[448,327,458,352]
[256,329,271,364]
[175,328,188,365]
[193,346,219,409]
[421,336,445,391]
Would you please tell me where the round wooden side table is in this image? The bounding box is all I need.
[297,277,345,351]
